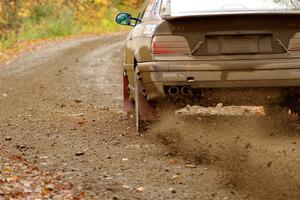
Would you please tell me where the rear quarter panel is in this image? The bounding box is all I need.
[125,19,161,87]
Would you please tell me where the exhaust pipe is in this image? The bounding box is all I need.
[181,86,192,95]
[168,86,179,95]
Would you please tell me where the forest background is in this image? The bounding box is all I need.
[0,0,142,53]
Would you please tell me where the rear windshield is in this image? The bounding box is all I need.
[163,0,300,16]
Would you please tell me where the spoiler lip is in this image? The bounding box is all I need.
[161,10,300,20]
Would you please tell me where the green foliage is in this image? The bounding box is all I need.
[29,3,56,23]
[0,0,142,52]
[0,31,17,50]
[19,7,79,40]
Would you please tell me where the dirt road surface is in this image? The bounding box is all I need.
[1,33,300,200]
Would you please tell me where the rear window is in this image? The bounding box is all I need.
[162,0,300,16]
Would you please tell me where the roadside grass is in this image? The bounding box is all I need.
[0,3,136,61]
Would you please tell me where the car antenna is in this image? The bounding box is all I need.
[189,40,203,56]
[276,38,290,54]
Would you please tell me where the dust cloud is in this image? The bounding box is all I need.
[149,108,300,200]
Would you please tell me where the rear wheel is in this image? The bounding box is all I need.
[280,93,300,122]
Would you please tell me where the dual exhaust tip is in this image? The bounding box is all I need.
[167,86,192,96]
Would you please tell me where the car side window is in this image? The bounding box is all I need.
[138,0,150,20]
[152,0,161,15]
[138,0,156,21]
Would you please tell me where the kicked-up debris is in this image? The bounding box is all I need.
[175,103,266,117]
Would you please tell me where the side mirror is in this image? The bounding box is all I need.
[115,13,140,27]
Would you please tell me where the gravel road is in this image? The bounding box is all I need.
[1,33,300,200]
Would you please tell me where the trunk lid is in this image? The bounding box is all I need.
[155,15,300,56]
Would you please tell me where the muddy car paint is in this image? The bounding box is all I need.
[122,0,162,96]
[116,0,300,131]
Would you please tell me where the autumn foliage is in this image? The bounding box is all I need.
[0,0,142,51]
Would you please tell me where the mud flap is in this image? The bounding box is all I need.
[123,74,134,112]
[136,77,155,121]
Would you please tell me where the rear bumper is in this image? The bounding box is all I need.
[136,57,300,99]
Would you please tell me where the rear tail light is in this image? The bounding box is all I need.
[289,32,300,51]
[151,35,190,55]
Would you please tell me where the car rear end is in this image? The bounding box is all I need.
[138,0,300,107]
